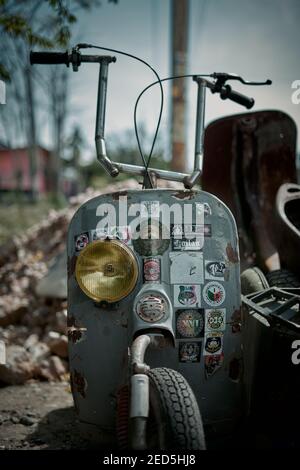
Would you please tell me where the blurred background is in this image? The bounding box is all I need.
[0,0,300,243]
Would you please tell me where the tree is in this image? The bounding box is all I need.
[0,0,105,201]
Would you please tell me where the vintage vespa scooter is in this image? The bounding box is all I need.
[30,46,271,450]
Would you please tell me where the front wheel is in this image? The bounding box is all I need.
[147,367,206,450]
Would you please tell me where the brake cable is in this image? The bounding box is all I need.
[76,43,164,189]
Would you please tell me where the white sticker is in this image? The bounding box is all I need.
[169,252,204,284]
[91,226,131,244]
[203,281,226,307]
[174,284,201,307]
[204,332,224,356]
[205,309,226,332]
[205,260,226,281]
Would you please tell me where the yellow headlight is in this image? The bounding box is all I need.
[75,239,138,303]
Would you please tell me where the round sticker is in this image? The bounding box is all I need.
[206,309,225,331]
[132,220,170,256]
[136,293,168,323]
[203,281,225,306]
[176,310,204,338]
[75,233,89,251]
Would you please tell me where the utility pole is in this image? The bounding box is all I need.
[170,0,189,172]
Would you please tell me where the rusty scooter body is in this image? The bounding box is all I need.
[30,47,272,449]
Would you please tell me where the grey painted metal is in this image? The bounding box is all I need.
[95,59,119,176]
[194,78,206,172]
[67,188,242,440]
[114,162,189,183]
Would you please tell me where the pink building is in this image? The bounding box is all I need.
[0,147,51,194]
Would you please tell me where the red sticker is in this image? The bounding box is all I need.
[143,258,160,282]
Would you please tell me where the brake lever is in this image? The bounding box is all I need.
[210,72,272,87]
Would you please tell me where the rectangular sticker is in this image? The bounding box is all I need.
[174,285,201,307]
[176,309,204,339]
[171,224,211,251]
[178,342,201,363]
[203,332,224,356]
[91,226,131,244]
[205,309,226,332]
[169,252,204,284]
[143,258,161,283]
[204,353,224,378]
[205,260,226,281]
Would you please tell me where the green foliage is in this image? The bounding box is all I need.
[0,0,104,80]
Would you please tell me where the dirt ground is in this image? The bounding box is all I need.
[0,381,95,450]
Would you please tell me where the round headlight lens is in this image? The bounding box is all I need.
[75,239,138,303]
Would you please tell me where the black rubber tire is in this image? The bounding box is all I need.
[266,269,300,288]
[147,367,206,450]
[241,267,269,295]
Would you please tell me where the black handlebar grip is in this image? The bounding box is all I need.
[221,85,254,109]
[30,51,69,65]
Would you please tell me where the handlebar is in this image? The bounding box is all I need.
[30,50,116,71]
[219,84,254,109]
[30,51,69,65]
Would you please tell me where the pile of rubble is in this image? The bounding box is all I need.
[0,179,141,385]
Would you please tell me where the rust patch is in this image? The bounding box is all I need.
[71,369,87,398]
[172,191,195,200]
[231,308,242,333]
[68,255,77,278]
[68,329,82,343]
[226,242,239,264]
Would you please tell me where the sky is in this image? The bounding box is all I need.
[46,0,300,169]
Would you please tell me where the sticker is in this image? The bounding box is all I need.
[75,232,89,252]
[171,224,211,251]
[205,261,226,281]
[141,201,160,219]
[174,285,201,307]
[203,281,226,306]
[132,220,170,256]
[178,342,201,363]
[136,293,168,323]
[176,309,204,339]
[205,353,224,377]
[143,258,161,282]
[205,309,226,332]
[91,226,131,244]
[169,252,204,284]
[204,332,224,356]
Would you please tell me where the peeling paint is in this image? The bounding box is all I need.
[72,369,87,398]
[226,242,239,264]
[68,328,87,344]
[171,191,195,200]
